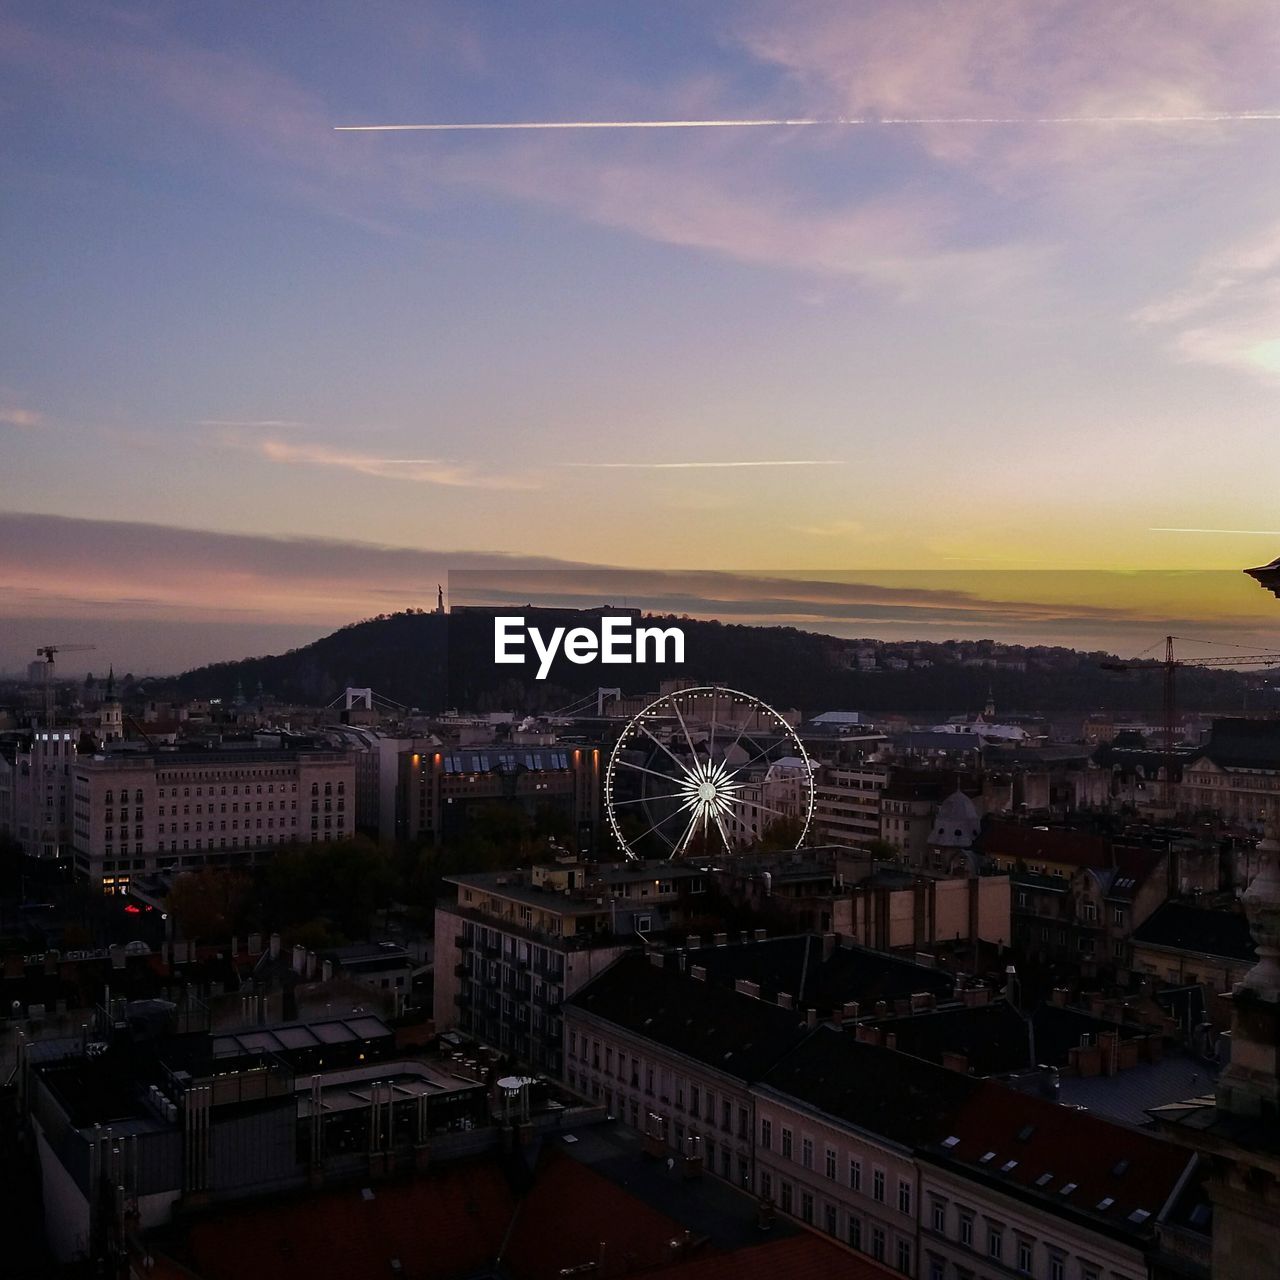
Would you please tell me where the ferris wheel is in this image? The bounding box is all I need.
[603,686,815,861]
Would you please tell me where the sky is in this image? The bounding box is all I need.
[3,1,1280,673]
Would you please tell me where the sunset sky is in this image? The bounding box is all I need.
[3,2,1280,672]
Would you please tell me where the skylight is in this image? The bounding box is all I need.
[1035,1173,1054,1187]
[1096,1197,1115,1211]
[979,1151,997,1163]
[942,1136,960,1148]
[1059,1182,1078,1196]
[1128,1209,1150,1224]
[1001,1160,1018,1173]
[1016,1124,1036,1142]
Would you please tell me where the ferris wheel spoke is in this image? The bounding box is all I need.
[670,696,701,767]
[707,689,719,772]
[638,722,692,775]
[633,802,696,849]
[609,793,683,807]
[617,758,687,787]
[737,801,792,818]
[669,811,701,860]
[711,809,735,854]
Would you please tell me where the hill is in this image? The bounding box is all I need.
[161,610,1272,722]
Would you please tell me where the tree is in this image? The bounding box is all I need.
[167,868,251,943]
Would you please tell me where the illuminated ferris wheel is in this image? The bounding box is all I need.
[603,686,814,861]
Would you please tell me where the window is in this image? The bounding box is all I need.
[800,1191,814,1224]
[690,1085,700,1116]
[871,1226,885,1262]
[801,1137,813,1169]
[738,1106,748,1139]
[872,1168,885,1202]
[1017,1239,1033,1274]
[1049,1253,1066,1280]
[847,1216,862,1251]
[928,1257,945,1280]
[959,1212,974,1246]
[760,1117,772,1150]
[721,1100,732,1132]
[896,1240,911,1274]
[931,1198,946,1233]
[1081,1267,1100,1280]
[849,1157,862,1191]
[824,1203,837,1235]
[781,1127,793,1160]
[759,1170,772,1201]
[898,1180,912,1215]
[988,1227,1003,1261]
[825,1147,837,1180]
[780,1182,793,1214]
[1083,901,1097,922]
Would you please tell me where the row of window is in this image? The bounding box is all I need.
[759,1118,912,1214]
[758,1169,911,1274]
[928,1196,1098,1280]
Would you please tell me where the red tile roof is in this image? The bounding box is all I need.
[930,1081,1191,1234]
[657,1234,895,1280]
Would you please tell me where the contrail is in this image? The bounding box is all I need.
[336,112,1280,133]
[1151,527,1280,536]
[562,459,845,469]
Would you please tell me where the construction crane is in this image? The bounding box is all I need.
[1100,635,1280,802]
[34,643,96,730]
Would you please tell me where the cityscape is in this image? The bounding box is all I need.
[4,4,1280,1280]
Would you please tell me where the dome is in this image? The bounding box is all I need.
[930,788,981,848]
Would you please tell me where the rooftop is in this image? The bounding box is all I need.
[758,1026,979,1147]
[1131,900,1258,963]
[926,1080,1194,1241]
[567,952,812,1082]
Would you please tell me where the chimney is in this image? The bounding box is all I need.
[941,1051,969,1073]
[685,935,701,951]
[805,1008,818,1029]
[842,1001,860,1021]
[753,928,767,942]
[321,959,334,982]
[292,944,306,974]
[269,933,281,960]
[735,979,761,999]
[1051,986,1069,1006]
[248,932,263,955]
[713,932,728,947]
[649,952,665,970]
[691,965,707,982]
[822,932,836,961]
[884,1031,897,1050]
[777,992,794,1010]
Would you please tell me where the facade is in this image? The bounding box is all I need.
[0,729,78,861]
[814,763,889,847]
[564,951,812,1192]
[69,747,355,893]
[753,1029,978,1275]
[434,861,704,1072]
[399,744,601,847]
[1177,718,1280,832]
[881,779,948,861]
[840,870,1011,954]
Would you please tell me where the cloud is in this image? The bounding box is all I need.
[788,520,865,538]
[0,406,43,428]
[252,437,540,491]
[1135,221,1280,383]
[195,419,309,429]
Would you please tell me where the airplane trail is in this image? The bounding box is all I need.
[335,112,1280,133]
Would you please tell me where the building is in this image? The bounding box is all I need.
[1177,718,1280,833]
[0,729,79,861]
[69,746,355,894]
[753,1026,979,1274]
[841,867,1011,955]
[814,762,890,847]
[980,823,1216,974]
[434,860,705,1072]
[319,941,422,1015]
[565,951,812,1192]
[399,744,601,848]
[1130,901,1257,1029]
[881,777,950,861]
[920,1081,1198,1280]
[19,1003,489,1265]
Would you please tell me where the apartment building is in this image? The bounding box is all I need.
[0,729,78,861]
[756,1027,976,1274]
[435,860,704,1072]
[814,763,889,848]
[399,744,601,847]
[563,951,811,1190]
[69,747,355,893]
